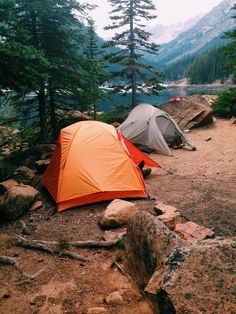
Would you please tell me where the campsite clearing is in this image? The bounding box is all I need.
[0,118,235,313]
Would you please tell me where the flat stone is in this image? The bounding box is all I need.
[28,200,43,212]
[155,202,182,230]
[175,221,214,241]
[0,179,17,195]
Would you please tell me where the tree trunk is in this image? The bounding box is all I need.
[38,86,49,143]
[93,104,97,120]
[49,88,57,140]
[129,0,137,108]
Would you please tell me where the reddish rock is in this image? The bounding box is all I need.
[28,200,43,212]
[155,202,182,230]
[0,179,18,195]
[174,221,214,241]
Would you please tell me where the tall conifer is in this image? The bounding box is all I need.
[104,0,162,108]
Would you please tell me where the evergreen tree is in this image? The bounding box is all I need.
[0,0,93,142]
[104,0,162,108]
[78,19,107,120]
[0,1,48,95]
[221,4,236,82]
[15,0,91,141]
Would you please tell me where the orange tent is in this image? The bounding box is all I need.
[43,121,160,211]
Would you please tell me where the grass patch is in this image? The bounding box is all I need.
[0,233,15,248]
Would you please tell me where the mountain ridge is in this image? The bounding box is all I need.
[151,0,235,66]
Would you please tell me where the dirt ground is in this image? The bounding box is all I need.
[0,118,235,314]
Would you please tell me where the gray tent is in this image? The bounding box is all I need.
[118,103,196,156]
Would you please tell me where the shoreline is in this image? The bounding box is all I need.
[165,84,236,91]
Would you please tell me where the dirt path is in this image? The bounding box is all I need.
[145,118,236,236]
[0,119,235,313]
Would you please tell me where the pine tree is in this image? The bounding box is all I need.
[78,19,107,120]
[221,4,236,82]
[104,0,162,108]
[0,0,93,142]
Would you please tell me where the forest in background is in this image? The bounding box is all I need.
[0,0,235,145]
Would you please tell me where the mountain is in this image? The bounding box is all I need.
[151,0,235,67]
[148,15,203,44]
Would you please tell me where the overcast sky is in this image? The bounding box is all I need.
[83,0,223,38]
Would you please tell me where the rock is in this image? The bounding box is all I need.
[205,137,212,141]
[28,200,43,212]
[231,116,236,125]
[174,221,215,241]
[161,239,236,314]
[105,291,124,305]
[56,108,91,129]
[0,184,39,220]
[125,212,235,313]
[34,144,56,160]
[155,202,182,230]
[87,307,108,314]
[34,159,50,174]
[103,230,126,242]
[0,179,18,195]
[99,199,138,229]
[125,212,179,291]
[111,122,120,128]
[0,126,18,146]
[160,95,214,129]
[12,166,35,185]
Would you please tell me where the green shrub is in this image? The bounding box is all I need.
[212,88,236,118]
[97,105,129,124]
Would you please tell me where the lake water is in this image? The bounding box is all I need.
[97,86,231,112]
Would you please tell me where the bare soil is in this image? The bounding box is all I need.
[0,118,235,314]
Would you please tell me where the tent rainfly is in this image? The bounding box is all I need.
[43,120,160,211]
[118,103,196,156]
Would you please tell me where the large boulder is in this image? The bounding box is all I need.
[0,183,39,220]
[99,199,138,229]
[125,211,236,314]
[160,95,214,129]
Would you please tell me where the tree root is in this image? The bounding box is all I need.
[111,260,131,281]
[15,235,88,262]
[70,232,126,248]
[14,232,126,261]
[0,255,45,283]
